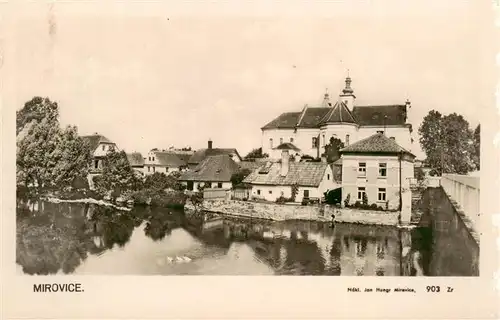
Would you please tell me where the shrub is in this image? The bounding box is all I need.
[301,199,308,206]
[362,193,368,206]
[275,196,287,204]
[324,188,342,205]
[369,203,379,210]
[344,193,351,207]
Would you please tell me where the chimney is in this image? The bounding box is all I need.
[208,139,213,149]
[280,150,289,177]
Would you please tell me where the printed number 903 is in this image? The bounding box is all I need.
[426,286,440,292]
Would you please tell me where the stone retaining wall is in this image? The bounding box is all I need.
[186,199,400,226]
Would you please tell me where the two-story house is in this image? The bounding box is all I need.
[144,149,192,175]
[81,133,119,189]
[339,132,415,223]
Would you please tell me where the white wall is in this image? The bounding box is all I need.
[357,126,412,152]
[319,123,359,148]
[341,154,414,213]
[261,128,296,156]
[93,143,118,157]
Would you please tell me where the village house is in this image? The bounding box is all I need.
[187,140,241,170]
[179,154,240,192]
[144,149,192,175]
[339,132,415,222]
[260,76,413,159]
[126,152,145,177]
[81,133,119,189]
[82,133,119,173]
[243,149,337,203]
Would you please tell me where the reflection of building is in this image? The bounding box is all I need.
[261,77,413,159]
[243,149,337,202]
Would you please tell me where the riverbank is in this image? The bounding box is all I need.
[185,199,401,226]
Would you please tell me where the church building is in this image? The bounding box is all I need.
[260,76,413,159]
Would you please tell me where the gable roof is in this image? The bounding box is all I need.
[179,154,240,182]
[297,107,331,128]
[319,101,356,125]
[352,105,407,126]
[126,152,145,166]
[188,148,241,165]
[82,134,114,152]
[243,161,329,187]
[154,151,189,167]
[340,133,415,157]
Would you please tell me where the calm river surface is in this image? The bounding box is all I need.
[17,199,432,276]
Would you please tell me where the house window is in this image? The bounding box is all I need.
[357,187,366,200]
[290,137,294,143]
[148,166,151,172]
[218,182,223,188]
[358,162,366,177]
[102,145,106,151]
[378,188,387,201]
[327,174,330,180]
[312,137,318,148]
[109,145,115,152]
[379,163,387,177]
[94,160,99,169]
[187,181,193,191]
[269,190,272,194]
[280,138,283,145]
[269,138,273,148]
[304,190,310,199]
[153,166,156,173]
[166,167,169,172]
[345,134,350,146]
[257,189,261,195]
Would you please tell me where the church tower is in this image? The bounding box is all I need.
[339,73,356,111]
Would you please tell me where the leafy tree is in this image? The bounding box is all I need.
[230,168,251,186]
[244,147,268,160]
[322,137,345,163]
[418,111,475,175]
[94,150,141,197]
[16,97,91,193]
[473,124,480,170]
[144,172,184,191]
[16,97,59,135]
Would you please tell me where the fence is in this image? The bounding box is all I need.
[440,174,480,229]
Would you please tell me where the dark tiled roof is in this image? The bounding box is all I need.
[239,161,263,171]
[126,152,145,166]
[188,148,241,165]
[82,134,114,152]
[319,101,356,124]
[297,107,330,128]
[340,133,414,157]
[261,112,301,130]
[179,154,240,182]
[274,142,300,151]
[352,105,407,126]
[243,161,329,187]
[154,151,189,167]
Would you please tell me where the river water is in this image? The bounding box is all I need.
[16,199,431,276]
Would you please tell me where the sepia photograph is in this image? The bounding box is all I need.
[11,3,487,279]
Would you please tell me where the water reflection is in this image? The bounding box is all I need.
[17,199,431,276]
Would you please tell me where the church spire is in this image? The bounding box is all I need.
[342,71,354,95]
[321,88,331,107]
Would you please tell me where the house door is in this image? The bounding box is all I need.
[187,181,193,191]
[303,190,310,199]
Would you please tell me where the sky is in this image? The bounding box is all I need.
[6,1,496,159]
